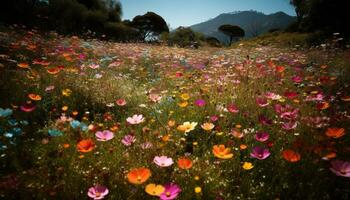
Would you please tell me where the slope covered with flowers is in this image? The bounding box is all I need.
[0,28,350,199]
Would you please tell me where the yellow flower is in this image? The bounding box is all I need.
[177,122,198,133]
[242,162,254,170]
[168,120,176,127]
[62,106,68,111]
[180,93,190,101]
[194,176,200,181]
[145,183,165,196]
[201,122,215,131]
[194,186,202,193]
[62,89,72,97]
[178,101,188,107]
[212,144,233,159]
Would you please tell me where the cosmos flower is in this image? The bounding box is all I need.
[145,183,165,196]
[116,98,127,106]
[282,121,298,130]
[282,149,301,162]
[20,103,36,112]
[122,134,136,146]
[250,146,270,160]
[212,144,233,159]
[256,96,269,107]
[87,185,109,200]
[330,160,350,177]
[95,130,114,141]
[177,157,193,169]
[149,94,162,103]
[201,122,215,131]
[255,132,269,142]
[154,156,174,167]
[77,139,95,153]
[177,122,197,133]
[194,99,206,107]
[227,103,239,113]
[126,114,145,124]
[325,128,345,138]
[127,167,151,184]
[159,183,181,200]
[28,93,42,101]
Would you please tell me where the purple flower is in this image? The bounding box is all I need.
[194,99,206,107]
[330,160,350,177]
[154,156,174,167]
[250,146,270,160]
[95,130,114,141]
[87,185,109,200]
[255,132,269,142]
[122,134,136,146]
[159,183,181,200]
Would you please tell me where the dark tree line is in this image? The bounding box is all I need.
[290,0,350,37]
[0,0,169,42]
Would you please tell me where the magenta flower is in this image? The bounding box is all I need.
[159,183,181,200]
[20,103,36,112]
[282,121,298,130]
[284,91,298,99]
[250,146,270,160]
[122,134,136,146]
[195,99,206,107]
[255,132,269,142]
[227,103,239,113]
[126,114,144,124]
[87,185,109,200]
[258,115,272,126]
[95,130,114,141]
[210,115,219,122]
[291,75,303,83]
[330,160,350,177]
[256,96,269,107]
[153,156,174,167]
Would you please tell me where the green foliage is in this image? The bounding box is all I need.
[131,12,169,41]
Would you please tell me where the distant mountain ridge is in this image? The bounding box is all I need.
[190,10,296,43]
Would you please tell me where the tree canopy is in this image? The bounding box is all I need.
[218,24,245,45]
[131,12,169,41]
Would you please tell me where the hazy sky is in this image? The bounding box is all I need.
[120,0,296,29]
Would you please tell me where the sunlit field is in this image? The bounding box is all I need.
[0,26,349,199]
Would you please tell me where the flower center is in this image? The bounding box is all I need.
[95,192,101,197]
[166,191,171,197]
[137,176,142,182]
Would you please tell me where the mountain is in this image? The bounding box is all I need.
[190,10,296,43]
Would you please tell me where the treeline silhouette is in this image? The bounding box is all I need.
[0,0,169,42]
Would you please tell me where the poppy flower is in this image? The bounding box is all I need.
[177,122,197,133]
[330,160,350,177]
[317,102,330,110]
[145,183,165,196]
[127,167,151,184]
[282,149,301,162]
[28,93,42,101]
[154,156,174,167]
[159,183,181,200]
[20,103,36,112]
[126,114,145,124]
[201,122,214,131]
[95,130,114,141]
[17,63,29,68]
[250,146,270,160]
[87,185,109,200]
[116,98,127,106]
[212,144,233,159]
[177,157,193,169]
[276,66,285,73]
[325,128,345,138]
[77,139,95,153]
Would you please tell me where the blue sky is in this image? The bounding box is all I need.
[120,0,296,29]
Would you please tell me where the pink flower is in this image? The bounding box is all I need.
[282,121,298,130]
[256,96,269,107]
[149,94,162,103]
[126,114,144,124]
[227,103,239,113]
[159,183,181,200]
[284,91,298,99]
[95,130,114,141]
[122,134,136,146]
[255,132,269,142]
[116,98,127,106]
[20,103,36,112]
[250,146,270,160]
[195,99,206,107]
[330,160,350,177]
[291,75,303,83]
[154,156,174,167]
[87,185,109,200]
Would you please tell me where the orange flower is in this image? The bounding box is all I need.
[127,167,151,184]
[212,144,233,159]
[276,66,285,73]
[17,63,29,68]
[77,139,95,153]
[28,93,42,101]
[282,149,301,162]
[177,157,193,169]
[317,102,330,110]
[47,67,60,74]
[325,128,345,138]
